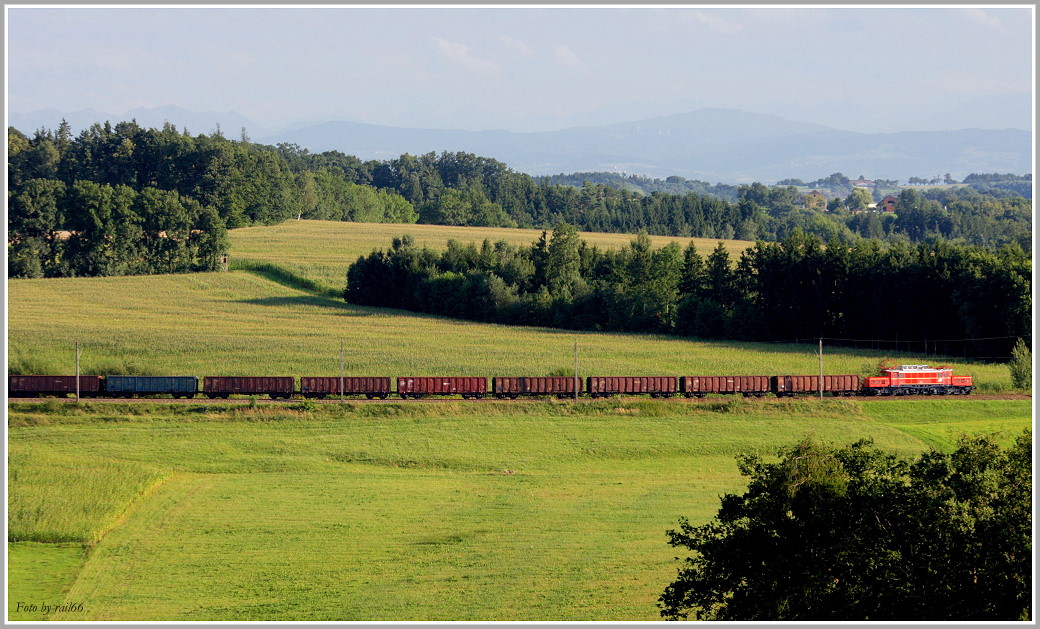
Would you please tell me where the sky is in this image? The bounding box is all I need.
[5,5,1035,135]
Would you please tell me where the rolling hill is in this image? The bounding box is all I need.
[7,220,1029,621]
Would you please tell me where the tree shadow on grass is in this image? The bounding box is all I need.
[236,295,376,315]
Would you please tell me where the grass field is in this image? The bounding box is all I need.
[7,542,86,621]
[7,220,1031,621]
[6,270,1013,388]
[227,219,754,295]
[8,399,1031,621]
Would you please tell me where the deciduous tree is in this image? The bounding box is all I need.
[659,434,1032,621]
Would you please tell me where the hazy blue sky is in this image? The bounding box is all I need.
[6,5,1034,134]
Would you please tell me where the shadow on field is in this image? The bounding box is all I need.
[237,295,375,315]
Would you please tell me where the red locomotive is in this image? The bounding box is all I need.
[863,364,974,396]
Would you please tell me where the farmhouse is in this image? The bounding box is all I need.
[878,195,898,213]
[803,189,827,210]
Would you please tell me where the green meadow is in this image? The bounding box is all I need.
[227,219,753,295]
[8,399,1031,621]
[7,220,1030,620]
[6,270,1012,388]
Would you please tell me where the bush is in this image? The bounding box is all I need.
[1007,338,1032,391]
[294,398,318,413]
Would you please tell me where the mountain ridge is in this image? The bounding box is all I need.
[9,106,1031,184]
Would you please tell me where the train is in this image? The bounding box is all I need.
[7,365,973,400]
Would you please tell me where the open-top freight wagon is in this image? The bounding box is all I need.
[772,374,862,397]
[203,376,295,399]
[106,376,199,398]
[397,377,487,399]
[7,375,104,397]
[680,375,771,398]
[300,376,392,399]
[586,376,677,398]
[492,376,581,399]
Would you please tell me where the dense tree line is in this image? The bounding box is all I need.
[352,156,1030,250]
[8,122,418,228]
[962,173,1031,184]
[894,187,1031,250]
[961,172,1032,198]
[8,178,228,278]
[345,227,1030,359]
[7,122,417,277]
[537,172,741,202]
[659,434,1032,621]
[734,178,1032,252]
[9,120,1032,279]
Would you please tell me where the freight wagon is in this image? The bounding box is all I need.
[492,376,581,398]
[772,374,862,397]
[7,364,975,401]
[300,376,392,399]
[397,377,487,399]
[586,376,677,398]
[203,376,295,399]
[8,375,103,397]
[105,376,198,398]
[680,375,770,398]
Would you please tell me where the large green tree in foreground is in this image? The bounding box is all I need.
[659,433,1032,621]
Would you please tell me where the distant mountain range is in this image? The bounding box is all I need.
[9,106,1032,184]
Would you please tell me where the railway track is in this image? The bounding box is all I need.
[7,393,1030,405]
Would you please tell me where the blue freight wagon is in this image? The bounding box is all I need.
[105,376,199,398]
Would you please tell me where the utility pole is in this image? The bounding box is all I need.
[340,339,345,404]
[818,337,824,401]
[75,342,81,403]
[573,340,579,402]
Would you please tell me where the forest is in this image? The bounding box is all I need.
[7,120,1032,279]
[344,226,1031,360]
[7,121,415,277]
